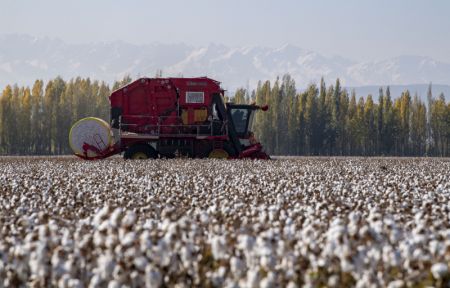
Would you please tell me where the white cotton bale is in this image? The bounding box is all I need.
[69,117,113,157]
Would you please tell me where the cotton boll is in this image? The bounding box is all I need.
[121,232,136,247]
[153,238,171,267]
[431,263,449,279]
[223,279,239,288]
[230,256,245,278]
[145,265,162,288]
[211,235,228,260]
[139,230,153,252]
[68,278,83,288]
[238,235,255,252]
[256,236,273,256]
[180,245,194,267]
[88,274,103,288]
[133,256,148,272]
[64,255,77,278]
[112,264,127,283]
[122,211,137,228]
[429,240,443,257]
[38,224,50,240]
[389,227,402,243]
[98,220,110,232]
[97,253,116,280]
[107,280,120,288]
[260,272,276,288]
[61,229,74,248]
[210,266,227,286]
[51,248,67,279]
[327,275,340,287]
[246,268,260,288]
[105,233,119,249]
[199,212,209,224]
[387,280,404,288]
[109,208,123,228]
[260,254,276,270]
[93,206,111,227]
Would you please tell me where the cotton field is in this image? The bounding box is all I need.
[1,157,450,288]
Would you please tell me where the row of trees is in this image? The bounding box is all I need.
[235,75,450,156]
[0,75,449,156]
[0,77,131,155]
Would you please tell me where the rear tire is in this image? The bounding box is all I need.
[124,144,157,160]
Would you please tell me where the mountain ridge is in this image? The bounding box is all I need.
[0,34,449,100]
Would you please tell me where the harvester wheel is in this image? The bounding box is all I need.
[124,144,157,160]
[208,149,229,159]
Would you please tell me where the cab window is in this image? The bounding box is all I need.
[231,108,249,134]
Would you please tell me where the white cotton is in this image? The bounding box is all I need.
[93,206,110,227]
[109,208,123,228]
[260,254,276,270]
[97,253,116,279]
[230,257,245,277]
[211,235,228,260]
[133,256,148,272]
[88,275,102,288]
[107,280,120,288]
[431,262,449,279]
[68,279,83,288]
[387,280,405,288]
[121,211,137,228]
[145,265,162,288]
[238,234,255,252]
[246,268,260,288]
[260,272,276,288]
[121,231,136,246]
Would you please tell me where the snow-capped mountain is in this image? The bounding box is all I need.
[1,34,449,98]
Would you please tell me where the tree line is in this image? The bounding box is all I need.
[234,75,449,157]
[0,75,449,156]
[0,76,131,155]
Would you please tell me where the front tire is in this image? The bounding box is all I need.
[124,144,157,160]
[207,142,236,159]
[208,149,229,159]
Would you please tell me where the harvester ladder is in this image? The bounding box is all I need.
[212,93,242,154]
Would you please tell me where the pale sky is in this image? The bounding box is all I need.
[1,0,450,62]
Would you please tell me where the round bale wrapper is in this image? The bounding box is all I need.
[69,117,114,158]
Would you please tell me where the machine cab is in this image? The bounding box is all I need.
[227,104,257,137]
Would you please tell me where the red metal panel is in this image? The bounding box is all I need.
[171,77,220,108]
[111,77,222,134]
[127,84,148,115]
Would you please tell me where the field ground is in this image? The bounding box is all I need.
[0,156,450,287]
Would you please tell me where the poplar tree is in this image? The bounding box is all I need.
[364,95,375,155]
[347,90,358,154]
[0,86,13,153]
[410,94,427,155]
[382,86,394,155]
[305,85,319,155]
[233,88,247,104]
[377,88,384,154]
[20,88,32,154]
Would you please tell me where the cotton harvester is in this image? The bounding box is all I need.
[69,77,270,160]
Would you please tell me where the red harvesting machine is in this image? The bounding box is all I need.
[73,77,270,160]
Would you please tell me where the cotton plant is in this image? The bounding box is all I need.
[0,157,449,287]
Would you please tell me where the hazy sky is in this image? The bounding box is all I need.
[1,0,450,62]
